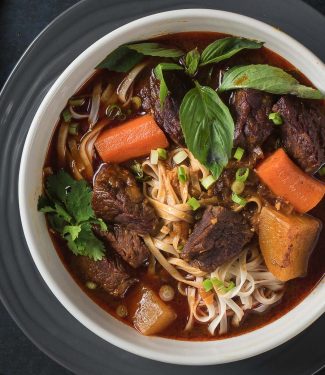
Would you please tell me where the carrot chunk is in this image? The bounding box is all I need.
[256,148,325,213]
[95,114,169,163]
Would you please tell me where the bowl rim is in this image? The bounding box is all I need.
[18,8,325,365]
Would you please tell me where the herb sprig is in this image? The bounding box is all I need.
[38,170,107,261]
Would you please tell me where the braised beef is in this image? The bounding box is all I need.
[181,206,254,272]
[230,89,275,150]
[273,96,325,173]
[98,225,149,268]
[140,71,193,145]
[92,163,159,235]
[74,255,137,298]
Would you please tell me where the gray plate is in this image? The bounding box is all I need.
[0,0,324,374]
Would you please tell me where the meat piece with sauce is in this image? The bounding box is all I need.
[92,163,159,235]
[181,206,254,272]
[140,71,193,145]
[74,255,137,298]
[230,89,275,150]
[97,225,149,268]
[273,96,325,173]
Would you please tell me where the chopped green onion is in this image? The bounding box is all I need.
[178,166,187,183]
[234,147,245,161]
[231,180,245,195]
[69,98,85,106]
[131,96,142,109]
[68,123,79,135]
[319,166,325,176]
[268,112,283,125]
[62,108,72,123]
[232,193,247,206]
[173,150,188,164]
[203,279,213,292]
[187,197,200,211]
[150,149,159,165]
[86,281,97,290]
[236,167,249,182]
[106,104,123,119]
[211,278,235,293]
[157,148,167,160]
[200,175,217,190]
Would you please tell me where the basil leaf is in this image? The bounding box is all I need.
[154,63,183,106]
[180,82,234,179]
[219,64,324,99]
[200,37,263,66]
[185,48,200,76]
[96,45,143,72]
[127,42,184,57]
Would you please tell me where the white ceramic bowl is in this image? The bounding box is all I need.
[19,9,325,365]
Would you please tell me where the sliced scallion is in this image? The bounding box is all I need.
[157,148,167,160]
[231,193,247,206]
[173,150,188,164]
[203,279,213,292]
[68,123,79,135]
[62,108,72,123]
[187,197,200,211]
[200,175,216,190]
[236,167,249,182]
[234,147,244,161]
[150,149,159,165]
[268,112,283,125]
[231,180,245,195]
[178,166,187,183]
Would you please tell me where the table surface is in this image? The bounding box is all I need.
[0,0,324,374]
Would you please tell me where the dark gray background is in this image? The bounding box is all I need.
[0,1,324,374]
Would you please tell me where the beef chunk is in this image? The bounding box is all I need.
[98,225,149,268]
[273,96,325,173]
[92,164,159,235]
[230,89,275,150]
[181,206,254,272]
[75,255,137,298]
[140,71,193,145]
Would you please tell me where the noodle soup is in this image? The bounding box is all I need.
[39,32,325,340]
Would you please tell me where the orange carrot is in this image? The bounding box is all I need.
[256,148,325,213]
[95,114,169,163]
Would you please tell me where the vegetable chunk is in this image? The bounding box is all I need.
[259,206,321,281]
[132,286,176,335]
[256,148,325,213]
[95,114,169,163]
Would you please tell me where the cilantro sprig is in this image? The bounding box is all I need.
[38,170,107,261]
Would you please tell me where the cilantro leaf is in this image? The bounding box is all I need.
[38,170,108,261]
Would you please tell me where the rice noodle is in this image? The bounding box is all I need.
[89,83,102,127]
[57,122,69,167]
[69,105,89,119]
[79,118,111,179]
[117,61,148,103]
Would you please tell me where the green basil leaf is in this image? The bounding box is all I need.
[180,82,234,179]
[154,63,184,106]
[96,45,143,72]
[127,42,184,57]
[200,37,263,66]
[185,48,200,76]
[219,64,324,99]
